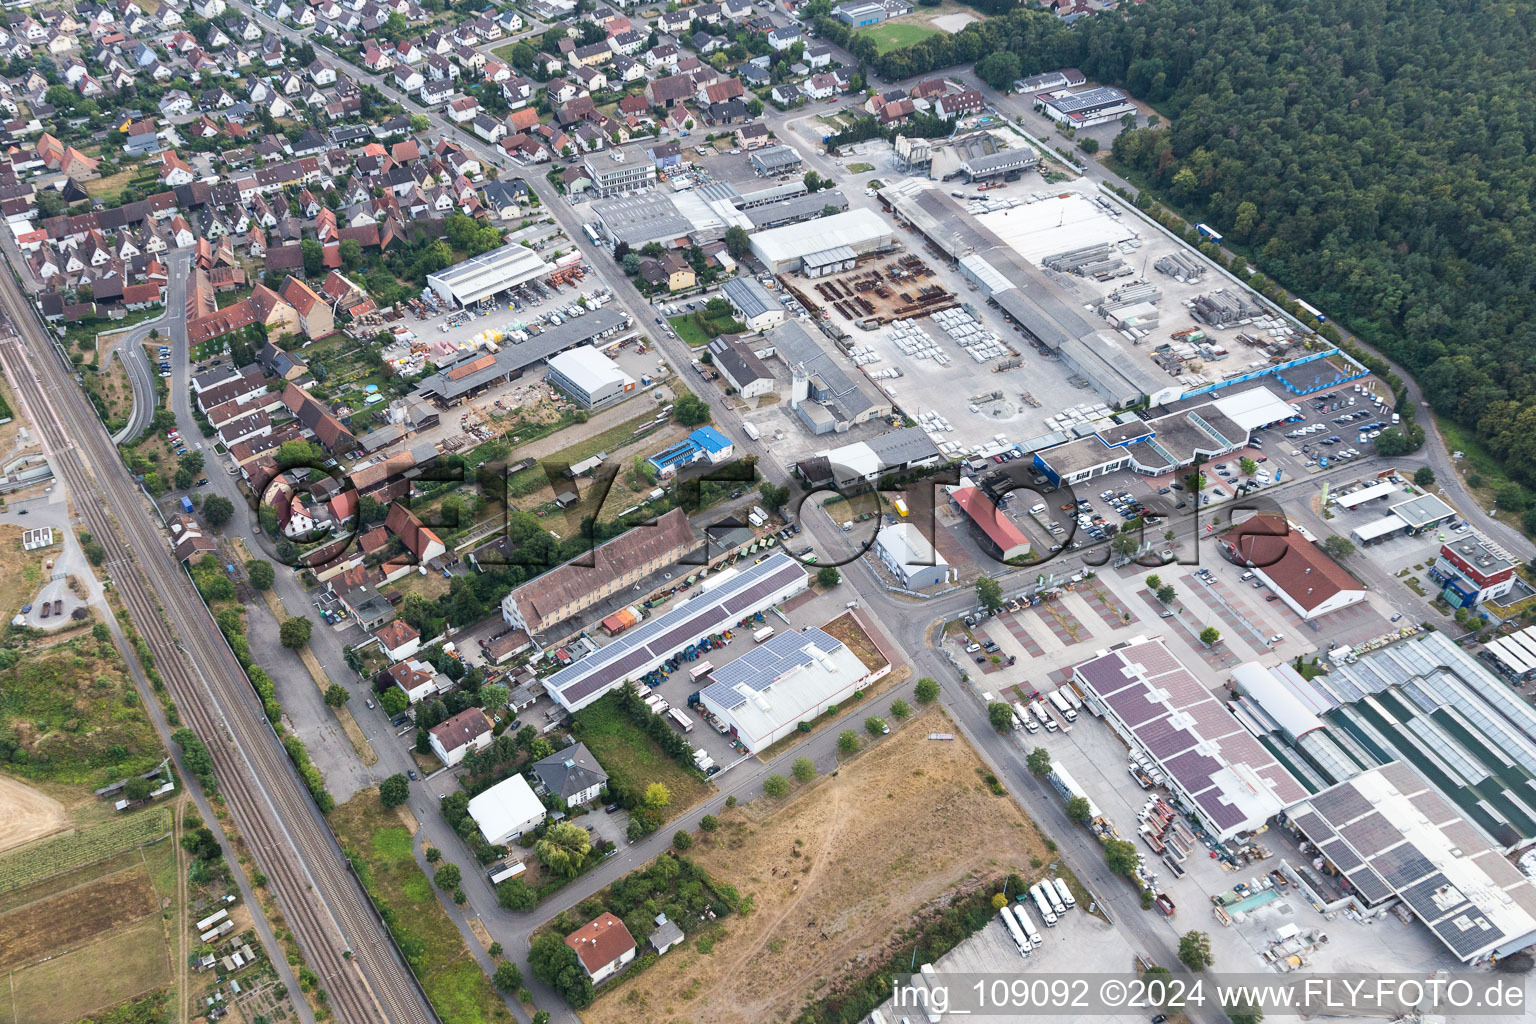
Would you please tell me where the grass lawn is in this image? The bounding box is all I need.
[331,793,512,1024]
[571,694,712,818]
[668,314,711,347]
[0,636,165,788]
[847,162,875,173]
[856,20,940,54]
[6,917,169,1024]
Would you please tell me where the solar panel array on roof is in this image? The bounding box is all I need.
[1319,838,1362,872]
[1434,913,1502,959]
[1346,866,1395,904]
[1072,636,1305,839]
[698,628,841,711]
[1313,782,1375,824]
[544,554,808,708]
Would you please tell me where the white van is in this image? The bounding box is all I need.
[1240,571,1255,581]
[1029,503,1047,515]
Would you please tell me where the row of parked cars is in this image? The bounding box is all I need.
[157,343,171,378]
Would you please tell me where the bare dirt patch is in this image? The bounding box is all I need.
[0,775,69,855]
[585,709,1054,1024]
[0,864,159,971]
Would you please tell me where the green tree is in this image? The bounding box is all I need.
[1414,466,1436,487]
[202,495,234,528]
[324,684,350,708]
[763,774,790,797]
[279,616,313,649]
[1178,930,1214,971]
[493,960,523,991]
[379,774,410,807]
[1322,534,1355,559]
[836,729,860,756]
[433,863,462,890]
[1238,456,1258,476]
[1146,574,1163,590]
[1104,838,1138,877]
[724,225,751,259]
[1156,585,1177,603]
[1026,747,1052,777]
[700,814,718,831]
[975,51,1021,90]
[1065,796,1093,824]
[914,677,939,703]
[759,481,791,512]
[672,830,693,850]
[246,559,275,590]
[889,698,911,720]
[644,782,671,810]
[123,776,154,801]
[529,933,593,1008]
[987,702,1014,732]
[975,576,1003,611]
[497,878,536,911]
[791,757,816,783]
[622,252,641,275]
[300,238,323,277]
[865,715,888,736]
[1111,531,1140,558]
[380,688,409,716]
[535,821,592,879]
[672,392,710,426]
[816,566,841,588]
[479,683,510,710]
[1198,626,1221,647]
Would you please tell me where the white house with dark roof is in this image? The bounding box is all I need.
[532,742,608,806]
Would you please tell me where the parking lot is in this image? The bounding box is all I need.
[869,889,1145,1024]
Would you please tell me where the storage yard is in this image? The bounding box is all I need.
[582,708,1060,1024]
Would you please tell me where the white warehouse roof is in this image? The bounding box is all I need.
[700,628,869,749]
[1209,386,1297,432]
[467,773,545,845]
[547,344,633,393]
[426,242,550,306]
[749,208,894,267]
[1229,661,1325,741]
[875,522,946,578]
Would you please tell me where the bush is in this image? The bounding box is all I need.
[914,677,939,703]
[836,729,860,756]
[433,863,462,890]
[791,757,816,783]
[378,774,409,808]
[493,961,523,991]
[673,830,693,850]
[700,814,718,832]
[763,774,789,797]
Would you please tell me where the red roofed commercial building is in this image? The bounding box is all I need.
[1221,514,1366,620]
[564,913,636,983]
[950,486,1030,562]
[1433,530,1517,609]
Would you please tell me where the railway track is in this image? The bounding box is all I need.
[0,268,434,1024]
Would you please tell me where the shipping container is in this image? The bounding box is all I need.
[742,422,761,441]
[688,660,714,682]
[667,707,695,733]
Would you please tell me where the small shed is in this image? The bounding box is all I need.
[649,913,685,955]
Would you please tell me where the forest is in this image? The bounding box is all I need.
[859,0,1536,490]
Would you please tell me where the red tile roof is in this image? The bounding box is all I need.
[564,913,635,975]
[1220,514,1364,613]
[951,486,1029,560]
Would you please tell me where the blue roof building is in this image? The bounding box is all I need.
[648,427,734,477]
